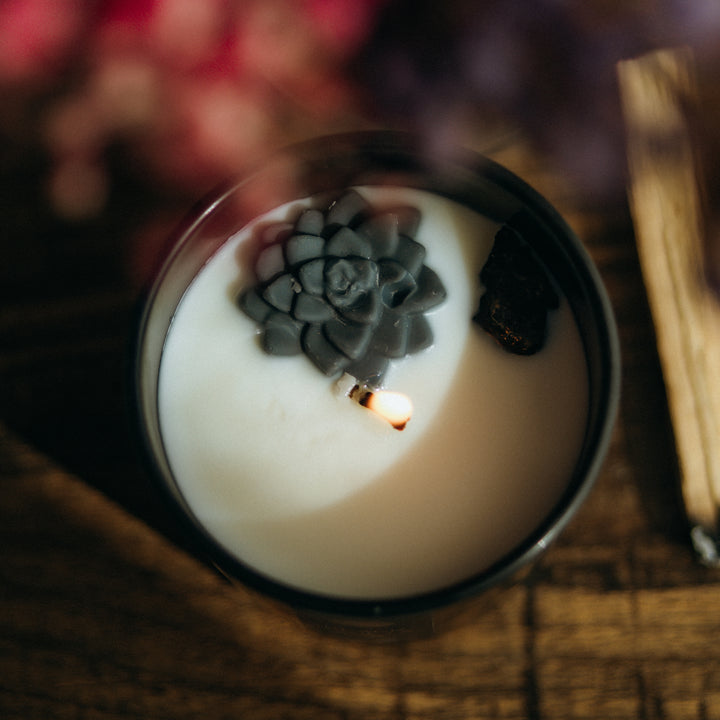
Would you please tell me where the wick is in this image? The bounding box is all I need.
[335,374,413,430]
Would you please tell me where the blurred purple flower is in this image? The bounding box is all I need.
[354,0,720,201]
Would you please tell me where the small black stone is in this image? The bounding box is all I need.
[474,294,548,355]
[475,214,559,355]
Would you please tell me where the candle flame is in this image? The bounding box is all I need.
[336,374,413,430]
[361,390,413,431]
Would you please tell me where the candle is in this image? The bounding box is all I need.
[134,133,620,626]
[155,185,590,600]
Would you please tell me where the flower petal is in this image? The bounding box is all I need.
[302,324,349,376]
[344,353,390,388]
[406,315,434,353]
[238,287,272,323]
[295,208,324,235]
[391,235,426,277]
[323,317,374,360]
[394,206,422,238]
[398,265,447,313]
[263,273,297,312]
[378,259,406,284]
[325,227,373,259]
[371,310,409,358]
[262,312,303,356]
[339,289,382,325]
[356,212,399,259]
[292,292,334,322]
[285,233,325,266]
[325,189,368,228]
[324,257,378,310]
[255,242,285,281]
[261,222,293,245]
[378,260,415,308]
[297,258,326,296]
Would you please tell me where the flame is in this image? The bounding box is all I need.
[361,390,413,430]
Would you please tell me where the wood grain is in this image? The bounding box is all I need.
[619,48,720,561]
[3,133,720,720]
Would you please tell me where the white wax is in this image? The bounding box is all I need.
[158,187,588,600]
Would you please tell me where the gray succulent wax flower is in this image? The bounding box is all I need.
[239,190,447,387]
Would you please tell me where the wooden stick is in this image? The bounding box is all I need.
[618,48,720,564]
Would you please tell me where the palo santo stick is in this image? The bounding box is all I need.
[618,48,720,564]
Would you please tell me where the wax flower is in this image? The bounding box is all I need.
[239,190,447,386]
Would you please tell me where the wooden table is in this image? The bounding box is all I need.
[2,136,720,720]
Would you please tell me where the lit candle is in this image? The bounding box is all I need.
[135,136,619,615]
[155,187,586,598]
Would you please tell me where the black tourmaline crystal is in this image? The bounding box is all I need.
[475,214,559,355]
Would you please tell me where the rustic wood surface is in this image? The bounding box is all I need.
[3,128,720,720]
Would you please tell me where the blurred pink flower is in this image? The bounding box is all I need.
[304,0,389,57]
[0,0,85,83]
[140,76,278,191]
[149,0,227,68]
[18,0,387,220]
